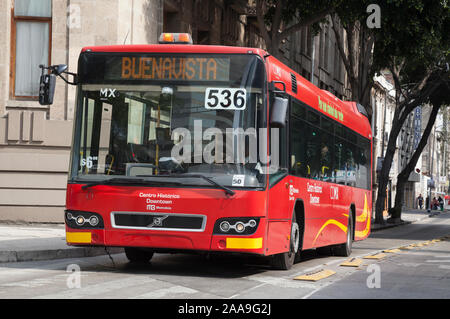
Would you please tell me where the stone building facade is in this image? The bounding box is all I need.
[0,0,162,222]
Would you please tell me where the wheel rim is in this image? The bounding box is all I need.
[347,219,352,250]
[291,222,300,253]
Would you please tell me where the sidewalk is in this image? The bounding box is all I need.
[0,208,447,264]
[371,208,448,231]
[0,223,123,263]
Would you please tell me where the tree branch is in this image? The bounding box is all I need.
[271,0,284,43]
[255,0,271,49]
[397,77,443,124]
[280,7,332,41]
[399,103,440,180]
[331,14,351,76]
[345,21,357,83]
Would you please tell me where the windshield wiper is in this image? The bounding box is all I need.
[80,177,181,190]
[136,174,236,197]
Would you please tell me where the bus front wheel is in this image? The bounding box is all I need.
[271,213,300,270]
[125,247,154,263]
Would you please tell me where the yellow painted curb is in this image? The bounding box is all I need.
[294,269,336,282]
[340,258,363,267]
[383,248,401,253]
[363,253,387,260]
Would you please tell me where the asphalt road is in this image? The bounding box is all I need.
[0,212,449,300]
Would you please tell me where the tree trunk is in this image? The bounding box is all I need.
[392,103,441,218]
[392,173,407,220]
[374,107,402,224]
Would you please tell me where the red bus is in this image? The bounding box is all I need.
[42,33,372,270]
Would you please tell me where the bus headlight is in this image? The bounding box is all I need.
[65,210,104,229]
[219,221,231,233]
[214,217,260,235]
[76,216,86,226]
[235,222,245,233]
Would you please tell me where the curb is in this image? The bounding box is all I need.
[0,246,124,264]
[371,210,446,232]
[371,220,412,232]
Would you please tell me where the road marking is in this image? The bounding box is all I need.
[294,269,336,282]
[425,260,450,263]
[35,276,156,299]
[438,265,450,270]
[133,285,198,299]
[340,258,363,267]
[1,277,59,288]
[248,275,317,289]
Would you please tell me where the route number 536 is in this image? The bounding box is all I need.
[205,88,246,110]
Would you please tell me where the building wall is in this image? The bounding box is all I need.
[0,0,161,222]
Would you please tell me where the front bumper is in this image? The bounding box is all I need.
[66,217,266,255]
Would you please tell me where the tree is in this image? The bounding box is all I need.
[255,0,339,60]
[372,0,450,224]
[331,0,375,110]
[392,78,450,219]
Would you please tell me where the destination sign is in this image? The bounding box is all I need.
[104,56,230,82]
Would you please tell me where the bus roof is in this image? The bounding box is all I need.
[81,44,268,57]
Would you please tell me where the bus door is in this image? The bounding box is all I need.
[266,95,292,255]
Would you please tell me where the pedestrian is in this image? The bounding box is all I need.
[426,196,430,210]
[417,194,424,210]
[438,196,444,211]
[432,197,438,210]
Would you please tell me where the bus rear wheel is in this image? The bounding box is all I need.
[333,212,353,257]
[125,247,154,263]
[271,213,300,270]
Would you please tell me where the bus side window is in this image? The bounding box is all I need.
[290,102,309,178]
[319,130,333,182]
[344,141,357,187]
[334,137,345,185]
[306,124,321,180]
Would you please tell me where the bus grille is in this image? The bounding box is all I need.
[111,212,206,232]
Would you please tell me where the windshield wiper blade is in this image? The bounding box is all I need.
[136,174,236,197]
[80,177,180,190]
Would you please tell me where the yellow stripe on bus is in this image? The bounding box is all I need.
[66,232,92,244]
[226,237,262,249]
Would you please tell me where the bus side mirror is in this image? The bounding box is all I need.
[39,73,56,105]
[270,96,288,128]
[52,64,68,75]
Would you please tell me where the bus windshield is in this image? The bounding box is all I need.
[70,53,267,189]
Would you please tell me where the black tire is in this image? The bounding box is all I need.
[125,247,154,263]
[271,213,300,270]
[333,212,353,257]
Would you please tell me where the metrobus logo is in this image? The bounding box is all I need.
[318,97,344,122]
